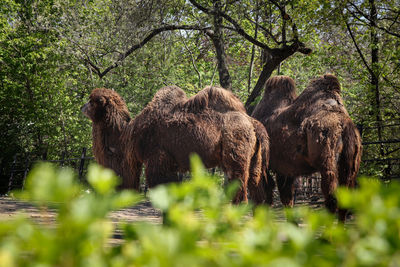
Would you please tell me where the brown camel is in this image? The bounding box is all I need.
[252,74,362,220]
[82,86,269,203]
[81,87,142,190]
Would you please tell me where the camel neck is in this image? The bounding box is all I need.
[93,117,128,147]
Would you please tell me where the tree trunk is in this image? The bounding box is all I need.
[245,53,284,114]
[247,10,259,93]
[211,0,232,90]
[369,0,384,157]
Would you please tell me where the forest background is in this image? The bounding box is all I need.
[1,0,399,192]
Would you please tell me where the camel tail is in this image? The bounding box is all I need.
[248,121,274,205]
[338,119,363,188]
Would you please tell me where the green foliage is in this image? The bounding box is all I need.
[1,155,400,266]
[0,0,92,163]
[1,163,141,267]
[2,0,399,183]
[1,0,399,191]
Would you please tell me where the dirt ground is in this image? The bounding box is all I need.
[0,194,324,224]
[0,196,162,225]
[0,194,327,244]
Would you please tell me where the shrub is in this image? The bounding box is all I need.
[0,155,399,266]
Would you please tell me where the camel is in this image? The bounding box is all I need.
[82,86,270,204]
[252,74,362,220]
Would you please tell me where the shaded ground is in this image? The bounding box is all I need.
[0,196,163,244]
[0,194,323,245]
[0,194,324,224]
[0,195,325,243]
[0,196,162,225]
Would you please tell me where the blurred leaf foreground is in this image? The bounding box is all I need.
[0,155,399,267]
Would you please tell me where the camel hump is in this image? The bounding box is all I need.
[91,87,114,97]
[252,76,297,120]
[264,75,297,96]
[150,85,187,110]
[312,74,341,94]
[185,86,246,113]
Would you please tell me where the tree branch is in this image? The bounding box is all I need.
[218,10,274,52]
[189,0,273,52]
[179,32,202,88]
[242,13,280,45]
[344,19,374,76]
[189,0,311,55]
[87,24,211,78]
[347,2,400,38]
[188,0,211,14]
[269,0,300,41]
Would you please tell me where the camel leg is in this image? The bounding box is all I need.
[132,161,143,191]
[220,112,257,204]
[247,179,262,205]
[337,158,358,222]
[120,160,142,191]
[248,172,275,205]
[247,173,267,205]
[265,173,275,205]
[231,167,249,204]
[336,119,362,222]
[221,141,252,204]
[222,159,249,204]
[320,168,338,215]
[276,174,295,207]
[145,151,179,188]
[337,172,350,222]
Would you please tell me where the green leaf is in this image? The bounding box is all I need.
[87,164,119,195]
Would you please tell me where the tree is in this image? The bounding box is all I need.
[60,0,313,112]
[1,0,399,187]
[0,0,93,192]
[180,0,314,112]
[340,0,400,177]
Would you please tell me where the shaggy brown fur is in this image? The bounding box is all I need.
[81,88,142,189]
[183,86,247,113]
[83,86,268,203]
[247,118,274,205]
[252,74,362,220]
[184,86,272,204]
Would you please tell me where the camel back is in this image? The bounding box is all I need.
[288,74,347,121]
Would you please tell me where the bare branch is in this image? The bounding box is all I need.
[87,24,211,78]
[219,11,273,52]
[344,19,374,76]
[373,21,400,38]
[269,0,299,41]
[179,31,202,88]
[189,0,273,51]
[347,2,400,38]
[242,12,280,44]
[188,0,211,14]
[189,0,311,55]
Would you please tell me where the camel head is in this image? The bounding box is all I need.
[82,88,131,125]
